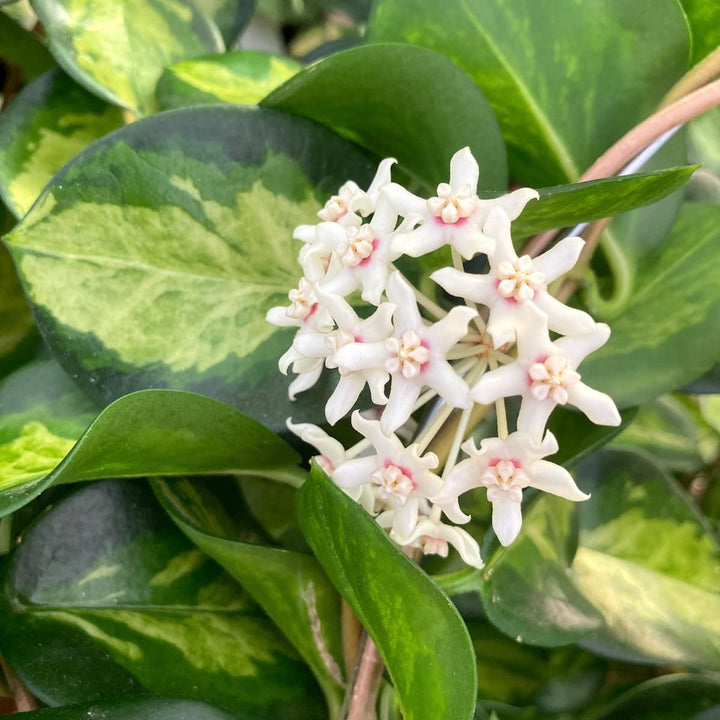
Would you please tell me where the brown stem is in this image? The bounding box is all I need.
[660,45,720,108]
[0,656,37,713]
[343,634,384,720]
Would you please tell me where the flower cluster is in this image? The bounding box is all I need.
[268,148,620,567]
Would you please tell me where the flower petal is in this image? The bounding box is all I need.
[534,292,596,337]
[554,324,611,367]
[288,363,323,400]
[382,182,427,216]
[333,456,378,488]
[325,374,366,425]
[449,147,479,191]
[430,267,496,305]
[493,187,539,221]
[567,382,621,426]
[490,493,523,546]
[530,460,590,501]
[382,377,421,435]
[516,396,555,440]
[333,340,388,372]
[366,157,397,201]
[470,362,529,405]
[533,236,584,280]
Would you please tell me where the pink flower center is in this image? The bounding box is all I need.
[496,255,545,303]
[527,354,580,404]
[371,462,414,505]
[427,182,477,224]
[385,331,430,378]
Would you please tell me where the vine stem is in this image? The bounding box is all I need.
[0,655,37,712]
[522,77,720,258]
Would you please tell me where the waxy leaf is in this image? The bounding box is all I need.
[0,12,54,81]
[510,166,696,239]
[21,697,239,719]
[369,0,688,185]
[572,448,720,670]
[0,479,325,717]
[0,384,305,518]
[4,105,376,432]
[155,477,344,716]
[31,0,224,115]
[0,68,124,218]
[594,674,720,720]
[581,204,720,408]
[157,51,300,110]
[680,0,720,65]
[475,495,603,647]
[296,465,477,720]
[193,0,255,46]
[263,42,507,190]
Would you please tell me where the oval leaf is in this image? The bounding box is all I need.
[0,383,305,518]
[263,42,507,190]
[0,478,325,717]
[296,465,477,720]
[157,51,301,110]
[572,448,720,670]
[193,0,255,46]
[0,68,124,218]
[3,105,376,432]
[31,0,224,115]
[581,204,720,408]
[369,0,688,185]
[154,477,344,716]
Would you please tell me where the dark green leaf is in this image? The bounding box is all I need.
[0,68,124,218]
[3,105,376,432]
[31,0,224,114]
[369,0,689,185]
[0,479,325,717]
[476,495,603,647]
[193,0,255,46]
[296,465,477,720]
[263,42,507,190]
[581,204,720,408]
[157,51,301,110]
[0,12,54,81]
[572,448,720,669]
[511,166,696,238]
[680,0,720,65]
[0,385,305,518]
[593,674,720,720]
[21,697,239,719]
[154,477,344,716]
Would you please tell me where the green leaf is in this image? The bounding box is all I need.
[0,478,325,717]
[571,448,720,670]
[154,477,344,716]
[21,697,239,719]
[581,204,720,408]
[611,395,706,473]
[510,166,696,239]
[157,51,301,110]
[3,105,376,432]
[296,465,477,720]
[193,0,255,46]
[0,12,54,81]
[0,68,124,218]
[369,0,689,185]
[475,495,603,647]
[263,42,507,190]
[689,106,720,176]
[0,384,306,518]
[593,674,720,720]
[30,0,224,115]
[680,0,720,66]
[0,357,98,517]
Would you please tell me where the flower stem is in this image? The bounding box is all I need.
[0,655,37,712]
[660,45,720,108]
[341,631,384,720]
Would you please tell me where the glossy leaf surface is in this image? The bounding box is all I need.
[0,12,54,81]
[369,0,688,185]
[154,477,344,715]
[263,42,507,190]
[296,465,477,720]
[193,0,255,46]
[572,448,720,670]
[4,105,375,432]
[581,204,720,407]
[0,479,325,717]
[0,68,124,218]
[680,0,720,65]
[0,385,305,518]
[31,0,224,114]
[157,51,300,109]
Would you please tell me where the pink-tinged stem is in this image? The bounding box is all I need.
[0,655,38,712]
[523,77,720,258]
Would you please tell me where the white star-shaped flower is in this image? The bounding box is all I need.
[266,278,334,399]
[333,272,476,435]
[286,419,375,513]
[436,431,589,546]
[332,412,443,540]
[384,147,538,260]
[470,305,621,439]
[293,288,394,425]
[431,207,596,348]
[400,514,483,568]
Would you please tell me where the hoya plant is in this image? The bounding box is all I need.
[0,1,719,718]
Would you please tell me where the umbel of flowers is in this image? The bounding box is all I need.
[267,148,620,568]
